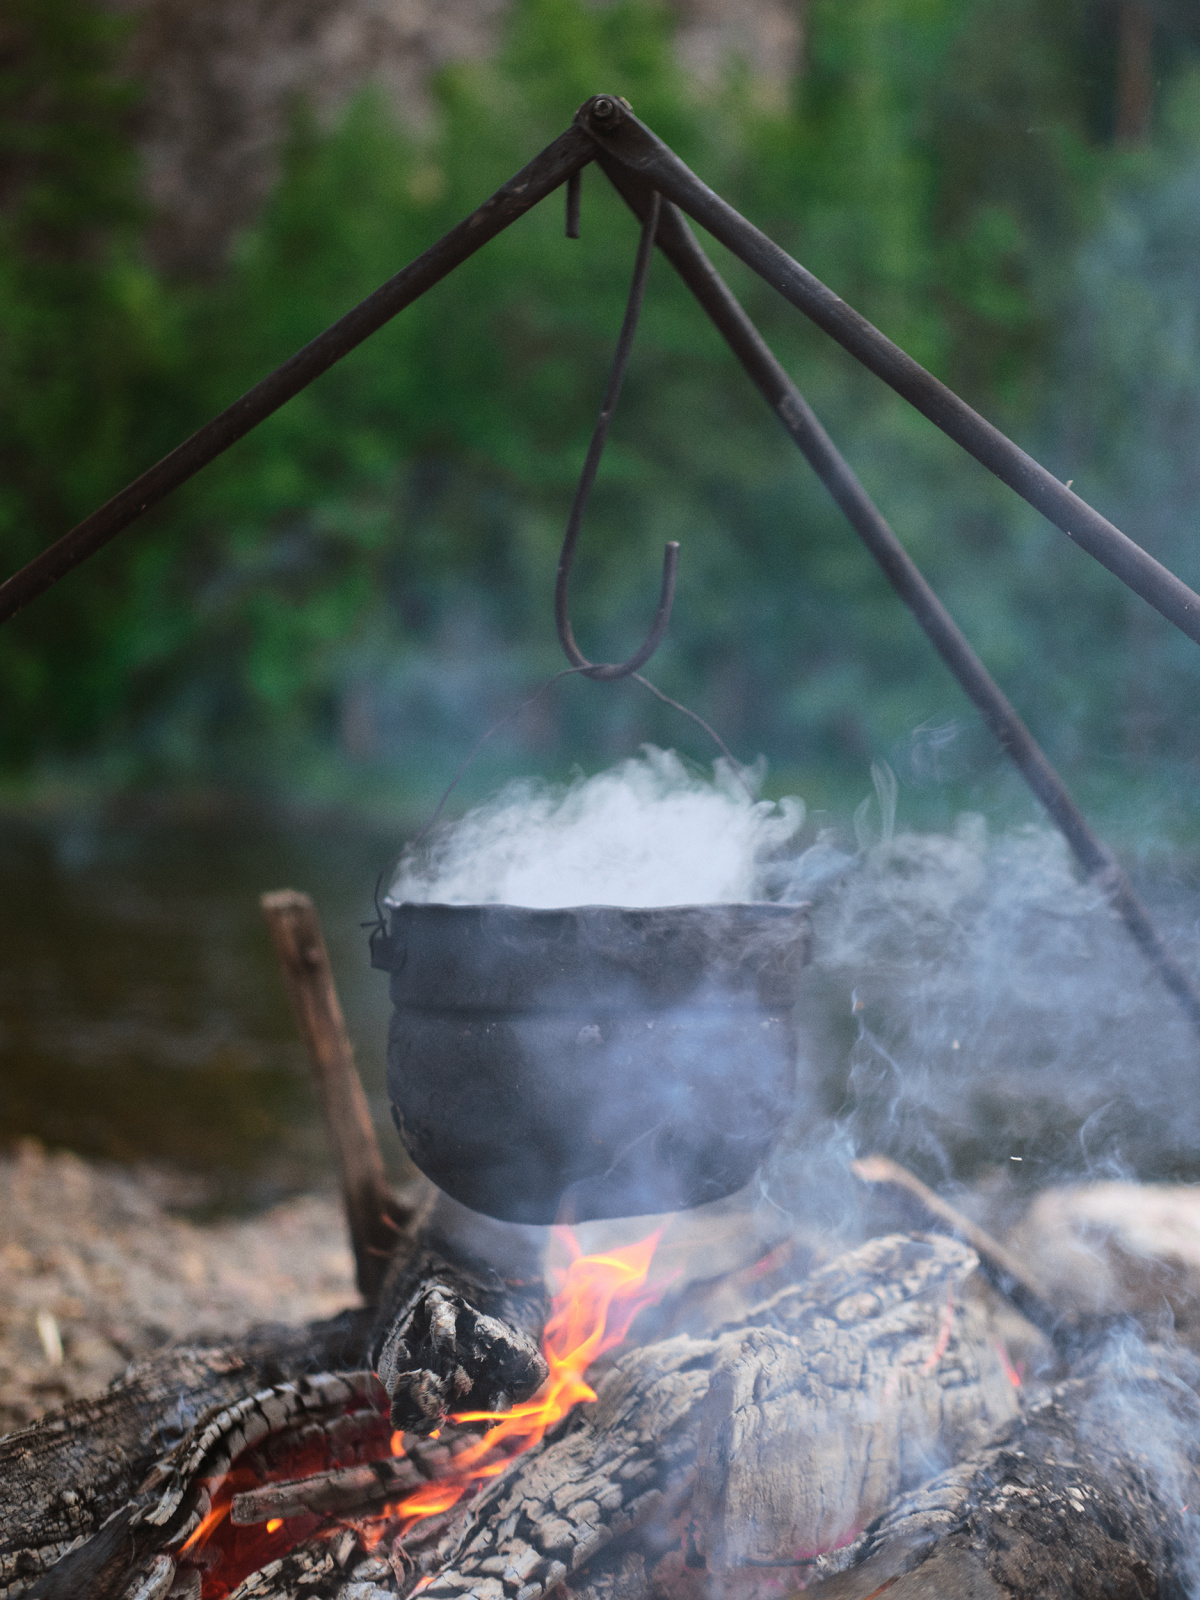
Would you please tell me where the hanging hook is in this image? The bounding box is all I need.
[554,190,679,681]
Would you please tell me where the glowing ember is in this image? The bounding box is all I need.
[182,1227,661,1596]
[994,1339,1024,1388]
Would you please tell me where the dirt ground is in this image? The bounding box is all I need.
[0,1140,357,1435]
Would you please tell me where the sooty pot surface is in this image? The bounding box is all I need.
[371,901,811,1225]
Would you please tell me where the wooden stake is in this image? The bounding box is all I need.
[260,889,398,1301]
[851,1154,1065,1348]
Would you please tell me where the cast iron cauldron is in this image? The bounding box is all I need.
[370,900,811,1224]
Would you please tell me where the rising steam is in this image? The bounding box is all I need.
[389,746,1200,1187]
[389,746,805,907]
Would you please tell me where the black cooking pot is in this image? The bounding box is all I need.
[370,900,811,1224]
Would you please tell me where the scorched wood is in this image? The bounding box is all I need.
[800,1339,1200,1600]
[0,1315,366,1599]
[13,1367,383,1600]
[372,1241,549,1436]
[393,1234,1017,1600]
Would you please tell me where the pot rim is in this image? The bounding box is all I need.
[380,898,809,913]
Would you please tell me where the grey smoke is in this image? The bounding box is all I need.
[390,748,1200,1190]
[790,814,1200,1196]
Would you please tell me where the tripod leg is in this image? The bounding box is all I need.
[581,96,1200,652]
[0,125,595,626]
[599,156,1200,1041]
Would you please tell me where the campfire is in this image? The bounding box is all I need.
[7,853,1200,1600]
[173,1230,662,1598]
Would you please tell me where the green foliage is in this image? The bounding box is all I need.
[0,0,181,763]
[3,0,1200,835]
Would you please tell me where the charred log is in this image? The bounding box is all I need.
[371,1236,549,1437]
[3,1188,554,1596]
[16,1367,383,1600]
[0,1313,368,1599]
[403,1235,1015,1600]
[801,1338,1200,1600]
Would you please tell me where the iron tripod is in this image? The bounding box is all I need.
[3,94,1199,1036]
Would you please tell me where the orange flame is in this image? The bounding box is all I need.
[181,1228,661,1594]
[387,1227,662,1530]
[181,1501,230,1553]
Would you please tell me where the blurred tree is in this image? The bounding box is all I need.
[2,0,1200,834]
[0,0,182,768]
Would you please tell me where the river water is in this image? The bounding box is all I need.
[0,806,408,1208]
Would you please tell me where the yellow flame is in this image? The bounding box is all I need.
[389,1228,662,1528]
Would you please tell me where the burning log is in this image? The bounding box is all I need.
[371,1222,549,1436]
[0,1314,367,1598]
[0,1166,560,1600]
[408,1232,1017,1600]
[2,1218,557,1599]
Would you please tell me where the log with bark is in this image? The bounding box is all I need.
[9,1221,1200,1600]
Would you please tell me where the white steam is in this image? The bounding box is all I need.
[390,747,805,907]
[389,749,1200,1184]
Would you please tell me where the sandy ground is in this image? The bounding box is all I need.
[0,1140,357,1435]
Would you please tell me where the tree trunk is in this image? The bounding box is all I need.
[1116,0,1155,145]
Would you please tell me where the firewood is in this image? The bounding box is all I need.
[229,1426,486,1526]
[0,1313,366,1599]
[260,889,405,1302]
[227,1539,402,1599]
[15,1368,383,1600]
[408,1234,1015,1600]
[372,1243,549,1436]
[230,1459,422,1525]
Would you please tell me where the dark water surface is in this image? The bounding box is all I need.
[0,805,410,1208]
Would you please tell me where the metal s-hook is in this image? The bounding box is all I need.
[554,190,679,681]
